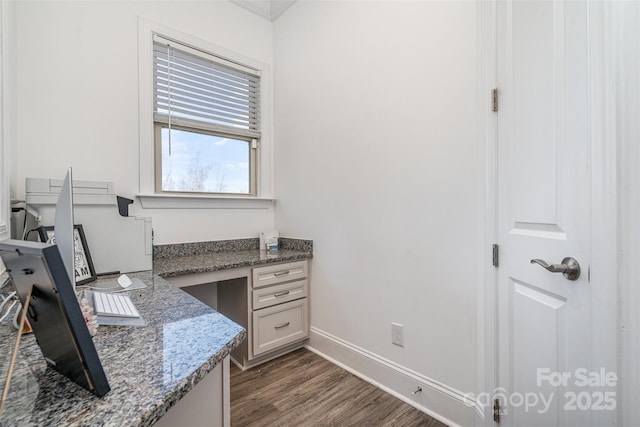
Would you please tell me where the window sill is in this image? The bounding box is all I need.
[137,194,274,210]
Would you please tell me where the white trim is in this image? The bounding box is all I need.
[478,0,498,426]
[614,1,639,426]
[137,193,273,210]
[137,17,273,203]
[307,327,476,427]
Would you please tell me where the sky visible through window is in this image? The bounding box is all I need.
[161,128,250,194]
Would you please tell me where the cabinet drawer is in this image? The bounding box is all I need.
[252,299,308,357]
[252,261,307,289]
[252,279,308,310]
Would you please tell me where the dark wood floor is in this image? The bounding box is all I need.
[230,348,447,426]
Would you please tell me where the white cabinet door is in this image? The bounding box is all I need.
[252,298,308,357]
[154,356,230,427]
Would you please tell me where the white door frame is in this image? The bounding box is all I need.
[475,0,498,423]
[615,2,640,425]
[477,1,619,425]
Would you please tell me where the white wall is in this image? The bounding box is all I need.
[0,0,10,243]
[273,1,479,422]
[11,0,275,244]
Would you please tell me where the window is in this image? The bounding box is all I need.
[152,35,261,196]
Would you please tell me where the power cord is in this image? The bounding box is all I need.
[10,202,28,240]
[0,291,19,324]
[11,303,21,329]
[23,228,40,241]
[0,278,21,327]
[0,301,18,324]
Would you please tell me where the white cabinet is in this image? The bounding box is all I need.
[247,260,309,366]
[216,259,310,370]
[171,260,310,370]
[154,356,230,427]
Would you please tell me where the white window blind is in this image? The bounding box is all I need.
[153,34,261,139]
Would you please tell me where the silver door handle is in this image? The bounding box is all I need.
[530,257,580,281]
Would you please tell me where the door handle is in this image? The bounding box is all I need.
[530,257,580,281]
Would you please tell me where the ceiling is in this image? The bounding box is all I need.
[229,0,297,22]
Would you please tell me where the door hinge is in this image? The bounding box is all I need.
[491,88,499,112]
[492,244,499,267]
[493,398,501,423]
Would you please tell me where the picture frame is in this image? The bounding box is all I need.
[37,225,97,285]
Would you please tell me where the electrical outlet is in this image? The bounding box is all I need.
[392,322,404,347]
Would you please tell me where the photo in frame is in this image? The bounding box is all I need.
[37,225,97,285]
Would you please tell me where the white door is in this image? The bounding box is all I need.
[496,1,610,425]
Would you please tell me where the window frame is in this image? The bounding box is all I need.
[138,18,273,209]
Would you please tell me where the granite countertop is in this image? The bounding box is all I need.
[154,249,312,278]
[153,238,313,278]
[0,271,245,427]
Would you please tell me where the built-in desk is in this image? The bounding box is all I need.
[0,271,244,427]
[154,242,313,370]
[0,238,311,426]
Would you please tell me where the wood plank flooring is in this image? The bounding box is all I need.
[230,348,448,426]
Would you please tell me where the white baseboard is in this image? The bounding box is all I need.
[306,326,476,427]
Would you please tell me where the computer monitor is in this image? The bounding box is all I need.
[0,168,110,398]
[54,167,75,289]
[0,239,110,397]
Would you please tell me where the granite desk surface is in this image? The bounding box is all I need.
[0,270,245,427]
[154,249,313,278]
[152,238,313,278]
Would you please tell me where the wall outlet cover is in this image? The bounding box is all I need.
[392,322,404,347]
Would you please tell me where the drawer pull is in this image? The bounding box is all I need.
[274,322,290,329]
[274,290,290,297]
[274,270,290,277]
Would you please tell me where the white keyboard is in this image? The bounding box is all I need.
[93,291,141,318]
